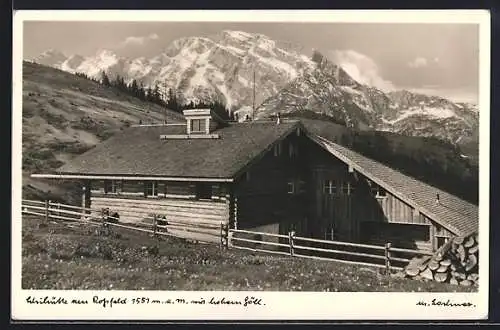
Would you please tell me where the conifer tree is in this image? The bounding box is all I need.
[100,70,111,87]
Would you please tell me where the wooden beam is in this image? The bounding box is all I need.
[30,174,234,183]
[160,133,220,140]
[430,223,437,251]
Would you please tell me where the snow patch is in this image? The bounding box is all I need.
[249,47,298,79]
[217,84,233,108]
[223,30,255,42]
[383,106,458,124]
[340,86,363,96]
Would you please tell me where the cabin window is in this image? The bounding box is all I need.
[376,187,387,198]
[341,181,354,195]
[437,237,449,248]
[104,180,122,194]
[323,180,337,195]
[297,180,306,194]
[190,119,206,133]
[287,181,295,194]
[196,183,212,199]
[288,142,298,158]
[361,222,430,243]
[369,181,386,198]
[211,184,223,198]
[144,181,158,197]
[274,142,282,157]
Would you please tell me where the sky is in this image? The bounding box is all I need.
[23,22,480,103]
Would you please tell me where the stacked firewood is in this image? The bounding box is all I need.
[403,233,478,286]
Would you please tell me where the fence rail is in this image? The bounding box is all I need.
[22,199,228,245]
[21,199,434,272]
[229,228,434,272]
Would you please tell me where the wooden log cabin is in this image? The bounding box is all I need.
[32,109,478,251]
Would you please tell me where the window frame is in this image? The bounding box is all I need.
[341,181,354,195]
[368,180,387,198]
[104,179,122,194]
[297,180,306,194]
[288,142,297,158]
[190,118,206,133]
[196,183,213,200]
[274,142,282,157]
[144,181,158,198]
[375,186,387,198]
[323,179,337,195]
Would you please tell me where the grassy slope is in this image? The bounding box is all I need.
[22,61,184,203]
[22,216,474,292]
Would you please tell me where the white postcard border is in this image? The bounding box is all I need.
[11,9,491,321]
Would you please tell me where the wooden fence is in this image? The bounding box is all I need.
[22,199,229,246]
[21,199,433,272]
[228,229,434,272]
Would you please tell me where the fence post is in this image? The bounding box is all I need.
[101,208,107,229]
[385,242,392,274]
[153,214,157,237]
[220,222,228,249]
[289,231,295,257]
[45,200,50,222]
[224,224,229,248]
[227,227,233,249]
[220,222,223,248]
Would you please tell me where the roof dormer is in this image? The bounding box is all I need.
[160,108,224,140]
[183,108,220,135]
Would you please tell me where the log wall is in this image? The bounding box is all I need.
[90,196,229,243]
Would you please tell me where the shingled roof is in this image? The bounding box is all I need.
[56,120,299,179]
[302,120,478,237]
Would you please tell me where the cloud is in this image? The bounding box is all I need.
[328,50,395,92]
[121,33,159,46]
[408,56,429,68]
[328,50,477,104]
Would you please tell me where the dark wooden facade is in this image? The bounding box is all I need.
[230,131,455,252]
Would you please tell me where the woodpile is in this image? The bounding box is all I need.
[403,233,478,286]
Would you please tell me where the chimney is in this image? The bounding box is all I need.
[435,193,440,205]
[276,112,281,125]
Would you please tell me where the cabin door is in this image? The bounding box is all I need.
[315,170,353,241]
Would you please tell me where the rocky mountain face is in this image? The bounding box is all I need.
[256,53,479,144]
[31,30,315,113]
[30,30,479,146]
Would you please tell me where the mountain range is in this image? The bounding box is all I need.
[30,30,479,147]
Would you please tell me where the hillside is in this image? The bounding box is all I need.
[22,61,184,203]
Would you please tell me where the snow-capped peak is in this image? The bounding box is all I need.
[27,30,478,145]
